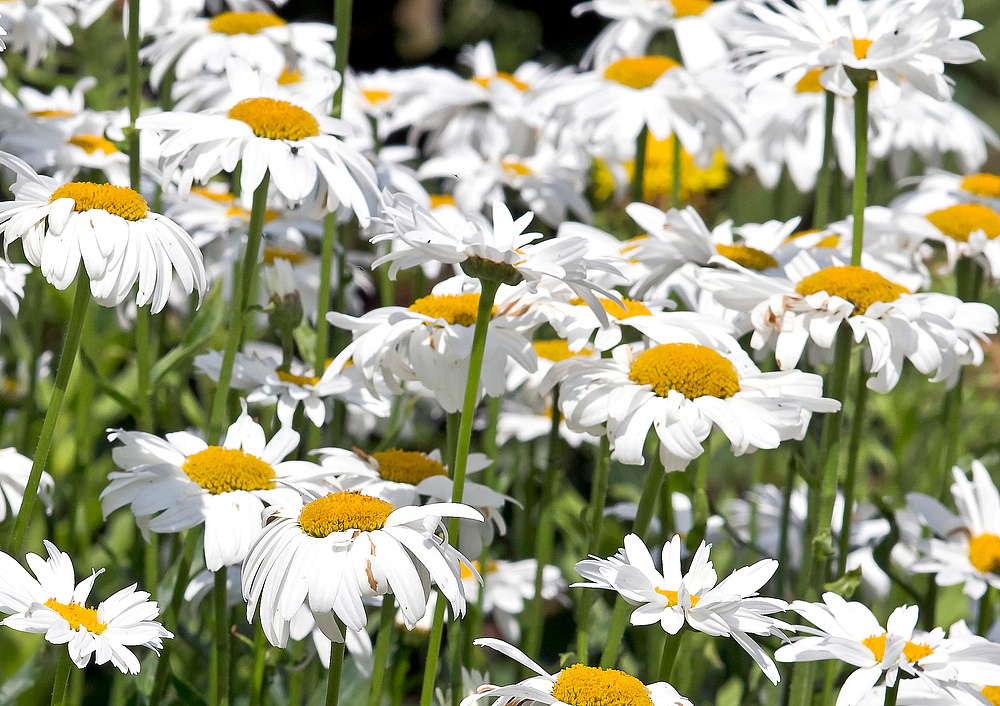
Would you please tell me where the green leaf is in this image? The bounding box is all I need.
[171,675,209,706]
[293,322,318,368]
[150,281,225,386]
[824,567,863,599]
[79,349,142,418]
[0,651,47,706]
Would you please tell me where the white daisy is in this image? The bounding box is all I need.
[241,489,483,646]
[101,406,330,571]
[0,152,207,312]
[462,637,693,706]
[0,447,54,523]
[0,540,171,674]
[575,534,788,684]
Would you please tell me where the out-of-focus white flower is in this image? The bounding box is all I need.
[0,447,53,523]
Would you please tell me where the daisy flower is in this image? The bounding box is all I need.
[575,534,788,683]
[138,60,380,217]
[462,637,693,706]
[241,489,483,646]
[0,259,30,328]
[0,0,77,70]
[0,447,54,523]
[905,461,1000,599]
[699,251,998,392]
[0,152,207,312]
[732,0,984,100]
[101,406,330,571]
[0,541,171,674]
[556,334,840,471]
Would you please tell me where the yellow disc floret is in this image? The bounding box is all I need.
[371,449,447,485]
[654,587,701,607]
[501,160,532,177]
[716,243,778,270]
[227,98,320,141]
[533,339,587,362]
[298,491,395,537]
[45,599,107,634]
[182,446,276,494]
[276,370,320,386]
[628,343,740,399]
[277,68,302,85]
[795,68,825,93]
[982,686,1000,706]
[863,632,933,663]
[960,173,1000,199]
[208,11,286,35]
[853,38,873,59]
[795,266,909,314]
[926,204,1000,242]
[472,72,528,92]
[603,56,680,90]
[969,533,1000,574]
[570,296,651,319]
[68,134,118,154]
[670,0,711,17]
[50,182,148,221]
[863,633,887,661]
[785,228,841,249]
[408,293,493,327]
[551,664,653,706]
[263,245,310,265]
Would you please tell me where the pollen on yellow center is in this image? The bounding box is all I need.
[551,664,653,706]
[533,339,587,362]
[795,266,909,314]
[785,228,841,249]
[263,245,310,265]
[502,160,532,177]
[862,632,933,663]
[795,68,825,93]
[472,72,528,92]
[863,633,887,661]
[408,293,493,327]
[68,134,118,155]
[277,370,320,386]
[654,587,701,607]
[853,38,873,60]
[670,0,711,17]
[182,446,276,495]
[227,97,320,141]
[371,449,447,485]
[44,599,107,634]
[429,194,455,208]
[603,56,680,90]
[277,68,302,85]
[982,686,1000,706]
[926,203,1000,242]
[716,243,778,270]
[628,343,740,400]
[570,296,651,319]
[969,533,1000,574]
[208,11,286,35]
[960,173,1000,199]
[49,182,148,221]
[363,89,391,104]
[298,491,395,537]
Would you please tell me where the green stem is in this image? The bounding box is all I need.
[524,385,561,662]
[686,433,711,551]
[631,127,648,206]
[837,365,869,576]
[17,273,43,452]
[774,459,797,598]
[368,597,395,706]
[249,621,268,706]
[126,0,141,192]
[671,132,682,208]
[326,635,346,706]
[418,596,448,706]
[214,571,230,706]
[136,306,153,431]
[813,91,835,229]
[6,268,90,555]
[50,649,73,706]
[979,587,994,636]
[149,529,201,706]
[657,627,686,682]
[576,436,612,663]
[600,451,664,668]
[312,214,337,453]
[206,173,270,445]
[850,77,870,267]
[883,679,899,706]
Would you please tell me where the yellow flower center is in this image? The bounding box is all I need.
[551,664,653,706]
[960,173,1000,199]
[795,68,825,93]
[263,245,309,265]
[191,186,234,203]
[68,134,118,155]
[182,446,277,495]
[853,38,873,60]
[863,633,887,661]
[277,370,320,386]
[715,243,778,270]
[862,633,934,663]
[408,293,492,327]
[594,136,729,204]
[30,109,75,118]
[502,160,532,177]
[670,0,711,17]
[460,560,498,580]
[654,587,701,607]
[472,72,528,92]
[969,533,1000,574]
[785,228,841,249]
[429,194,455,208]
[49,182,148,221]
[982,686,1000,706]
[533,339,587,362]
[603,56,680,90]
[570,296,651,319]
[227,98,320,141]
[926,204,1000,242]
[371,449,448,485]
[208,11,286,35]
[277,68,302,85]
[795,266,909,314]
[363,89,391,104]
[628,343,740,399]
[44,599,106,634]
[298,491,395,537]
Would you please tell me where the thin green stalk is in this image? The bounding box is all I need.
[368,597,395,706]
[213,571,231,706]
[17,273,43,452]
[418,596,448,706]
[6,268,91,555]
[820,660,839,706]
[206,173,270,445]
[149,529,201,706]
[849,77,870,267]
[326,635,346,706]
[51,650,73,706]
[813,91,836,229]
[600,451,665,668]
[136,307,153,431]
[979,587,994,636]
[631,128,648,206]
[576,435,612,663]
[312,214,337,453]
[249,622,268,706]
[837,365,869,576]
[524,385,561,662]
[671,132,682,207]
[687,434,711,551]
[773,460,798,598]
[126,0,141,192]
[883,679,899,706]
[657,626,686,682]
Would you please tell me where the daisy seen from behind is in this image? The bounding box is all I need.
[0,540,171,674]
